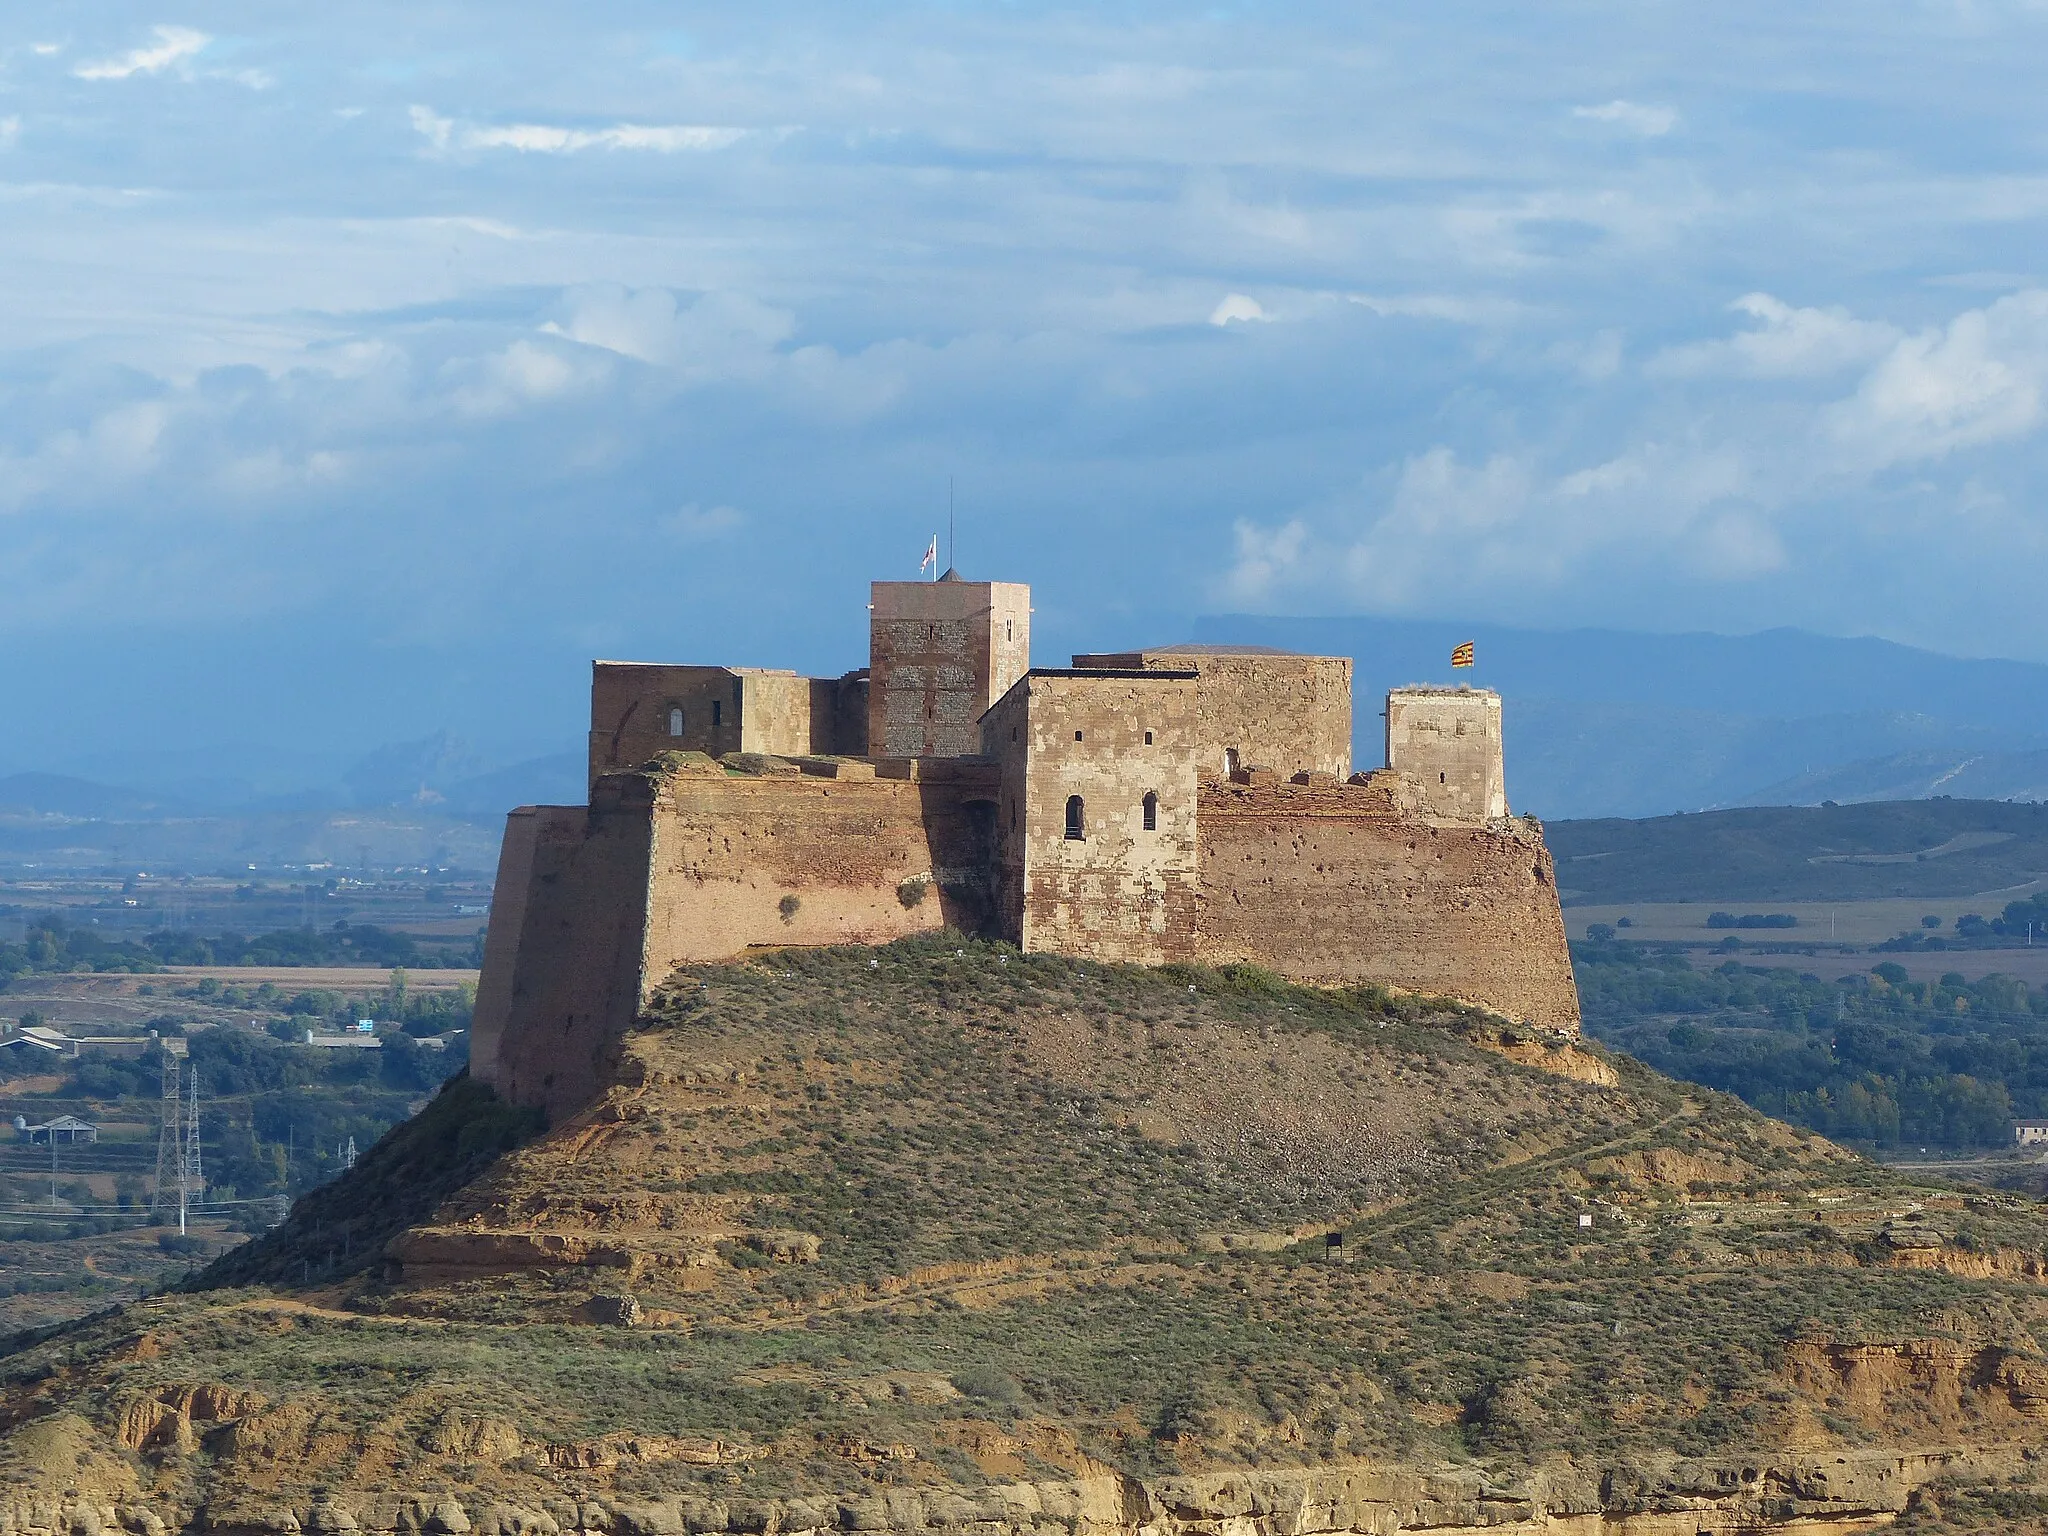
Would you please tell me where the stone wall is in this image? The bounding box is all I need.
[589,664,865,785]
[1073,649,1352,780]
[475,758,1005,1118]
[468,805,564,1088]
[639,757,1002,989]
[868,579,1030,758]
[589,664,745,782]
[1385,687,1506,822]
[984,670,1202,965]
[473,781,662,1121]
[1196,774,1579,1030]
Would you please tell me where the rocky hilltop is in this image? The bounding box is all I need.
[1,937,2046,1534]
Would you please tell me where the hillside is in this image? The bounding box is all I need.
[1548,798,2048,905]
[1,937,2047,1532]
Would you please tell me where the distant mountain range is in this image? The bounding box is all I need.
[0,738,583,873]
[0,737,584,825]
[6,620,2048,830]
[1191,616,2048,819]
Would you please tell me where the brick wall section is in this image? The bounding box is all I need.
[1196,776,1579,1029]
[869,579,1030,758]
[1385,687,1507,822]
[984,670,1202,965]
[1073,650,1352,780]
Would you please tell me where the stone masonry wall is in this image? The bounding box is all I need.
[1196,774,1579,1030]
[468,805,563,1088]
[1074,650,1352,780]
[984,670,1202,965]
[637,760,1003,991]
[589,664,746,782]
[590,664,864,786]
[475,760,1004,1118]
[475,781,661,1122]
[1385,687,1506,822]
[868,580,1030,758]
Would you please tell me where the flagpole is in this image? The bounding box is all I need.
[949,476,955,575]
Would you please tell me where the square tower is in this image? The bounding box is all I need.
[1386,686,1506,822]
[981,669,1200,962]
[869,575,1030,758]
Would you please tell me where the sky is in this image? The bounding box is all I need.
[5,2,2048,778]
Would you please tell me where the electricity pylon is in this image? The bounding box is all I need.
[152,1055,179,1218]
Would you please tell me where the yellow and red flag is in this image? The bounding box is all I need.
[1450,641,1475,668]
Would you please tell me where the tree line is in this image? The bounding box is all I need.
[1576,938,2048,1147]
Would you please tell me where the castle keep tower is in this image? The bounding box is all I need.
[868,574,1030,758]
[981,668,1201,963]
[1386,686,1506,822]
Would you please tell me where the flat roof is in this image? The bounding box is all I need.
[1027,668,1200,680]
[592,661,799,676]
[1073,644,1348,660]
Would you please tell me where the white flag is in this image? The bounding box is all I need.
[921,535,939,575]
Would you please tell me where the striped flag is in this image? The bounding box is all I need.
[1451,641,1475,668]
[921,535,939,575]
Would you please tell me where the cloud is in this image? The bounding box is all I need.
[1223,517,1307,603]
[15,0,2048,767]
[1209,294,1268,326]
[409,106,746,155]
[542,285,795,379]
[448,337,610,418]
[1824,290,2048,467]
[1650,293,1901,379]
[1571,99,1678,136]
[73,25,208,81]
[0,118,18,150]
[1223,430,1784,616]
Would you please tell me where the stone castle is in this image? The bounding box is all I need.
[471,572,1579,1117]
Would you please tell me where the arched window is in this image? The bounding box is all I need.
[1225,747,1241,776]
[1144,730,1154,745]
[1065,795,1085,841]
[1142,792,1158,832]
[667,707,685,738]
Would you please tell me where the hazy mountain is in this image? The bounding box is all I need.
[433,752,586,815]
[1742,747,2048,808]
[1192,615,2048,819]
[0,773,193,819]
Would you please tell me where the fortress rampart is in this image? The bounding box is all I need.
[473,570,1581,1120]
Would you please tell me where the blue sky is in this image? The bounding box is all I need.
[4,2,2048,776]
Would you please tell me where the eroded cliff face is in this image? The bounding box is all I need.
[0,1435,2032,1536]
[4,941,2047,1534]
